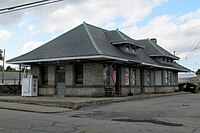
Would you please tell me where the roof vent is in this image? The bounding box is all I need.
[150,38,157,44]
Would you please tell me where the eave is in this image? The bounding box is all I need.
[111,40,145,48]
[149,54,180,60]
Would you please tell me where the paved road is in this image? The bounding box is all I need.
[0,94,200,133]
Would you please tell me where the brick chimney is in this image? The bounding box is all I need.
[150,38,157,44]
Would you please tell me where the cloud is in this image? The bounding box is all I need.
[21,41,44,55]
[122,9,200,55]
[0,30,12,42]
[26,0,166,33]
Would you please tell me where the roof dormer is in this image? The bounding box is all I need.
[105,29,144,55]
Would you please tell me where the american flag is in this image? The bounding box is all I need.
[109,65,116,83]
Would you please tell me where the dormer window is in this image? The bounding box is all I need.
[125,45,131,52]
[131,46,136,53]
[162,57,165,61]
[161,57,174,64]
[124,44,137,54]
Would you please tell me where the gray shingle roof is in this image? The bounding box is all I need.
[7,23,100,63]
[105,30,144,48]
[7,22,188,72]
[138,39,179,59]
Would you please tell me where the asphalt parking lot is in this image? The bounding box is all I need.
[0,93,200,133]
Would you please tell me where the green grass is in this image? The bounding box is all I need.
[0,93,21,96]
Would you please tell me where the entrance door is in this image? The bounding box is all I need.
[56,66,66,96]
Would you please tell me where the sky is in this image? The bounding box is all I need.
[0,0,200,71]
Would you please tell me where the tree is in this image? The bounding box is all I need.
[0,49,3,60]
[5,66,17,72]
[196,69,200,76]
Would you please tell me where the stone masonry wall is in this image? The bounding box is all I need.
[83,63,103,85]
[31,65,41,85]
[65,64,73,85]
[48,65,56,86]
[66,63,105,97]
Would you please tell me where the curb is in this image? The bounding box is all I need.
[0,101,72,113]
[0,92,189,110]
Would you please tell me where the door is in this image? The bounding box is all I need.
[56,66,66,96]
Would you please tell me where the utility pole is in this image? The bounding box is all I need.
[0,49,5,84]
[2,49,5,84]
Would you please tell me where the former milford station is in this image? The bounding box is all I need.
[7,22,189,97]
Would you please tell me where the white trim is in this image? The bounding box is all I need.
[149,54,179,60]
[141,62,181,70]
[7,55,182,71]
[7,55,130,64]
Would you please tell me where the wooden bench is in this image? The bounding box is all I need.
[105,86,114,97]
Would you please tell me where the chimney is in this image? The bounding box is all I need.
[150,38,157,44]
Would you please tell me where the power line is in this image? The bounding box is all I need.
[185,40,200,59]
[0,0,63,15]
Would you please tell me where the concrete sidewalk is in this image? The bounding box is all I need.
[0,92,189,113]
[0,101,72,113]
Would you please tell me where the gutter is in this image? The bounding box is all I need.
[6,55,129,64]
[7,55,186,71]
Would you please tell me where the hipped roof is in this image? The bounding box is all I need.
[7,22,189,72]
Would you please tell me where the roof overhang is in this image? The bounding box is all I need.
[7,55,135,64]
[111,40,145,48]
[142,62,189,72]
[7,55,187,72]
[149,54,180,60]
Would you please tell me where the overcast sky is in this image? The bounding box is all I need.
[0,0,200,71]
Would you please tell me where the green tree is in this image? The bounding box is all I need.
[196,69,200,76]
[5,66,17,72]
[0,49,3,60]
[0,65,2,71]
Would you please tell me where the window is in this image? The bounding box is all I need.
[162,57,165,61]
[74,64,83,84]
[125,45,137,54]
[103,65,110,85]
[146,70,151,85]
[125,67,129,85]
[165,70,173,85]
[155,70,162,85]
[131,46,136,53]
[41,66,48,85]
[167,58,169,62]
[57,66,65,83]
[168,71,173,85]
[165,70,168,85]
[125,45,131,52]
[173,73,177,85]
[131,68,136,85]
